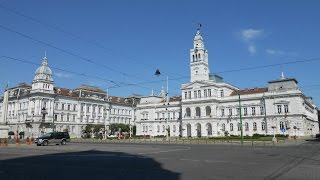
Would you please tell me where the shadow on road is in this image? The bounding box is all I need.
[0,150,180,180]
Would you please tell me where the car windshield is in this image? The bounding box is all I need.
[40,133,52,138]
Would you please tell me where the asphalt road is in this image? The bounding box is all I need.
[0,140,320,180]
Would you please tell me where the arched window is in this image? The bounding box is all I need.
[230,123,234,131]
[222,123,225,131]
[192,55,195,62]
[262,122,265,130]
[253,122,257,131]
[205,106,211,117]
[245,122,249,131]
[196,107,201,117]
[186,108,191,117]
[198,53,201,59]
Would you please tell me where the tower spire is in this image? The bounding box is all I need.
[281,72,285,80]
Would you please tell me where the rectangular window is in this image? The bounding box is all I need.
[237,108,240,115]
[167,112,170,120]
[188,91,191,99]
[221,109,225,117]
[194,91,197,98]
[156,112,159,119]
[87,106,90,112]
[62,104,65,110]
[184,92,187,99]
[260,106,264,115]
[244,108,247,116]
[220,90,224,97]
[73,115,76,121]
[61,115,64,121]
[73,105,77,111]
[284,105,289,113]
[204,89,207,97]
[277,105,282,114]
[68,104,70,111]
[252,107,256,115]
[228,108,232,116]
[173,112,175,119]
[67,115,70,122]
[81,105,84,112]
[208,89,211,97]
[198,90,201,98]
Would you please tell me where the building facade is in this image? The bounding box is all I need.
[136,29,319,138]
[0,55,135,138]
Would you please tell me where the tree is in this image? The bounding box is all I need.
[110,124,130,134]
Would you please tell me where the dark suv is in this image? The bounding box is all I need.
[35,132,70,146]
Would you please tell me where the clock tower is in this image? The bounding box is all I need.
[190,29,209,82]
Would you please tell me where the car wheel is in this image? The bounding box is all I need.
[43,141,48,146]
[36,144,41,146]
[61,140,66,145]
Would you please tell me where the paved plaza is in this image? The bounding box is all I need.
[0,140,320,180]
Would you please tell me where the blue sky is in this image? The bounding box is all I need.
[1,0,320,105]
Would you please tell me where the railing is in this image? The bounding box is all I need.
[68,137,300,146]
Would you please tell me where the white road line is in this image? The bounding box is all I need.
[180,158,200,162]
[137,146,191,155]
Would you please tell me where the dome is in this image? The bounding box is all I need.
[194,30,203,41]
[33,56,54,81]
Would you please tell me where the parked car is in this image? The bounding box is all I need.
[316,134,320,138]
[35,132,70,146]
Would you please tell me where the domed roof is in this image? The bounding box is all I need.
[33,56,53,82]
[194,30,203,41]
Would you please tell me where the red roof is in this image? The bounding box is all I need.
[230,88,268,96]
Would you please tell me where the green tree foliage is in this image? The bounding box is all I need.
[83,124,104,134]
[110,123,129,134]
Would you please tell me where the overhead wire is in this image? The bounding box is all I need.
[0,4,184,84]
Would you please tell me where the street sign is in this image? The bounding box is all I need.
[281,128,286,133]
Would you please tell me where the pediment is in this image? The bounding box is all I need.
[182,81,216,89]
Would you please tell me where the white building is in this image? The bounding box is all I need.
[0,55,135,138]
[135,89,181,137]
[136,29,319,138]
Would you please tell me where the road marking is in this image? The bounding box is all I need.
[137,146,191,155]
[180,158,200,162]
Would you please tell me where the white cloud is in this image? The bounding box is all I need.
[240,28,264,55]
[266,49,298,56]
[248,45,256,54]
[241,29,264,42]
[55,72,72,78]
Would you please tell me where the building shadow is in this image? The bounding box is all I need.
[0,149,180,180]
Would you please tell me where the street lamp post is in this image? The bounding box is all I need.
[261,95,268,134]
[238,90,243,145]
[155,69,169,141]
[165,75,169,141]
[130,98,136,138]
[104,106,110,140]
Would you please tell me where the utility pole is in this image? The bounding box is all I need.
[166,75,169,141]
[238,90,243,146]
